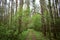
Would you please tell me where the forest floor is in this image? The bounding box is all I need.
[20,29,49,40]
[26,29,37,40]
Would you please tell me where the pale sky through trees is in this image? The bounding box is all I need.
[6,0,49,13]
[7,0,48,7]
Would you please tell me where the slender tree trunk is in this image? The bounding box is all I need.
[18,0,23,33]
[48,0,54,40]
[55,0,58,18]
[52,0,57,39]
[25,0,30,29]
[10,0,14,26]
[40,0,46,36]
[32,0,35,14]
[16,0,18,12]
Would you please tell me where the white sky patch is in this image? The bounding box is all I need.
[45,0,48,5]
[7,0,9,3]
[35,0,40,4]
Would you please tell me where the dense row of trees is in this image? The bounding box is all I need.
[0,0,60,40]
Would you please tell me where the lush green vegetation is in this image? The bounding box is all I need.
[0,0,60,40]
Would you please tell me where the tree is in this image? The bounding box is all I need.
[32,0,36,14]
[40,0,47,36]
[18,0,23,33]
[16,0,18,12]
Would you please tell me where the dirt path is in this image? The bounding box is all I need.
[26,29,36,40]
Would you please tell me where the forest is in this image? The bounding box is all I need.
[0,0,60,40]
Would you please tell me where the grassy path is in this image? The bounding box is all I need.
[26,29,36,40]
[20,29,49,40]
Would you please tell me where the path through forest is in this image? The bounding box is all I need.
[26,29,36,40]
[21,29,49,40]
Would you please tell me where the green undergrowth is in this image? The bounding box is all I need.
[19,29,49,40]
[19,30,29,40]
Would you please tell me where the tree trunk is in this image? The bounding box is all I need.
[40,0,46,36]
[18,0,23,33]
